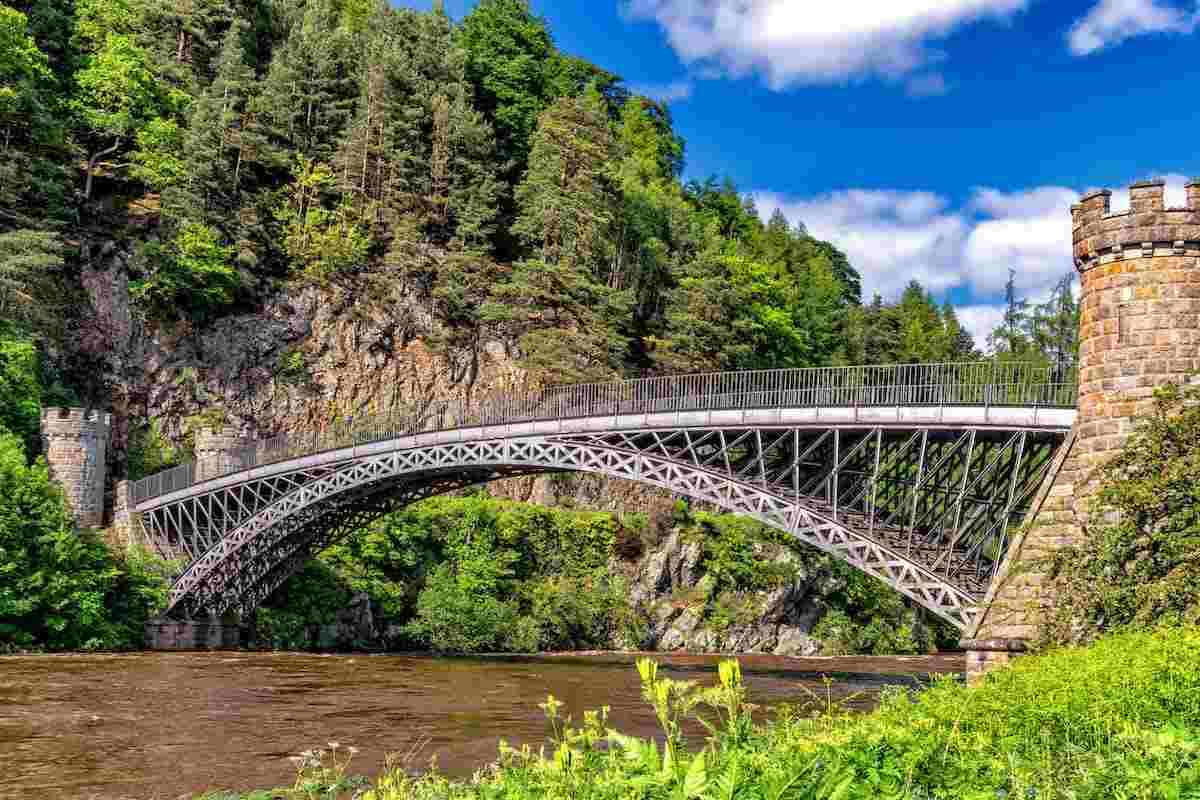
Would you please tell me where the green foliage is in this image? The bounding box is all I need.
[0,5,60,148]
[1043,382,1200,644]
[0,228,65,332]
[842,281,977,366]
[130,115,185,190]
[0,334,43,459]
[404,562,522,652]
[125,418,185,481]
[274,154,369,280]
[257,560,352,650]
[132,221,240,319]
[0,424,168,650]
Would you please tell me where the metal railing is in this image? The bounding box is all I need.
[131,360,1077,505]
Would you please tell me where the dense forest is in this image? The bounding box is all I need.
[0,0,1082,652]
[1,0,1077,401]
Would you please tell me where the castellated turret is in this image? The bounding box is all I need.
[967,178,1200,676]
[40,408,111,528]
[1070,177,1200,475]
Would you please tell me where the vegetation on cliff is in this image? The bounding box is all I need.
[255,493,957,656]
[206,626,1200,800]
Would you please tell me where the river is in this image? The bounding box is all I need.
[0,651,963,799]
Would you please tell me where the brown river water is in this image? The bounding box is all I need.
[0,651,963,800]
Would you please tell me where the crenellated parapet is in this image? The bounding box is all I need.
[40,407,111,528]
[1069,178,1200,461]
[1072,179,1200,270]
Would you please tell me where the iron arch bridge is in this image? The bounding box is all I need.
[131,362,1077,631]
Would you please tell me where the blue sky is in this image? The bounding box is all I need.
[402,0,1200,345]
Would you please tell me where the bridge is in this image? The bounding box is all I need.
[126,361,1077,632]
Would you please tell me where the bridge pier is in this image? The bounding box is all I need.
[966,178,1200,679]
[145,616,240,650]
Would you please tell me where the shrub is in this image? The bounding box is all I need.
[1044,382,1200,644]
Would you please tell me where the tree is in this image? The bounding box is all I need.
[273,154,368,281]
[132,221,240,319]
[0,5,59,151]
[0,337,42,459]
[513,90,618,271]
[988,269,1032,357]
[1028,274,1079,372]
[456,0,555,177]
[0,229,64,331]
[169,22,259,223]
[496,89,630,382]
[70,31,167,198]
[656,252,843,372]
[252,0,360,167]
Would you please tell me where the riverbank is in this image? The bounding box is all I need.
[206,627,1200,800]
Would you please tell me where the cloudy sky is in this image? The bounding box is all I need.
[404,0,1200,347]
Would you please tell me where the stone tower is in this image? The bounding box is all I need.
[41,407,111,528]
[965,178,1200,675]
[195,426,249,482]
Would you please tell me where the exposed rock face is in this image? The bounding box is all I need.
[622,533,832,657]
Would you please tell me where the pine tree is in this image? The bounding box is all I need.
[168,22,259,225]
[253,0,361,168]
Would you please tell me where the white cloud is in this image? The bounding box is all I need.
[753,184,1082,304]
[955,304,1007,350]
[621,0,1029,89]
[963,186,1077,294]
[628,79,695,103]
[1108,173,1191,211]
[1067,0,1198,55]
[755,189,968,298]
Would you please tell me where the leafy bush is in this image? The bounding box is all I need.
[1044,382,1200,644]
[125,418,186,481]
[256,561,352,650]
[404,562,521,653]
[132,222,241,321]
[0,424,168,649]
[0,334,42,459]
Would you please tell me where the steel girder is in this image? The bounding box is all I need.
[141,422,1067,631]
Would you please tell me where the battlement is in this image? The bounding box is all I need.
[40,407,113,438]
[1072,178,1200,270]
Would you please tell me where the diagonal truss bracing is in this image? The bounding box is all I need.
[139,420,1069,631]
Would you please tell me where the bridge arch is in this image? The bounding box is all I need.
[132,362,1077,635]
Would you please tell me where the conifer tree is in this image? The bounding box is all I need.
[169,21,259,224]
[253,0,360,167]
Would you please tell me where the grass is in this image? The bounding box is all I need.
[205,626,1200,800]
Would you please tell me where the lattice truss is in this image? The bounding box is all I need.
[140,424,1065,630]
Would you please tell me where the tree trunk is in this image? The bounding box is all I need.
[84,140,123,200]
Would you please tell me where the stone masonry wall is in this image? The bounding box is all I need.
[967,178,1200,671]
[195,426,250,483]
[41,407,110,528]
